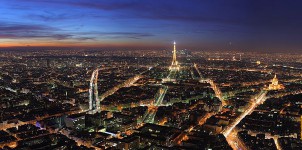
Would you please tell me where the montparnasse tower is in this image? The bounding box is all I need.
[169,41,180,71]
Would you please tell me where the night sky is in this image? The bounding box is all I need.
[1,0,302,52]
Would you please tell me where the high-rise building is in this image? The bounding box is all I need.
[89,69,100,112]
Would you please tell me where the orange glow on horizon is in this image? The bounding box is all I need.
[0,39,165,49]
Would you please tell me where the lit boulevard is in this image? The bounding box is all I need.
[223,90,268,150]
[195,63,227,107]
[143,85,168,123]
[223,90,268,137]
[100,75,143,102]
[227,128,248,150]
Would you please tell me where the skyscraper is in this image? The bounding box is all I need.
[89,69,100,112]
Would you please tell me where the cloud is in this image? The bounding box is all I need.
[20,0,245,26]
[27,13,72,22]
[66,0,248,26]
[70,1,135,11]
[0,23,69,39]
[0,22,94,40]
[0,24,55,32]
[92,32,154,39]
[0,22,153,41]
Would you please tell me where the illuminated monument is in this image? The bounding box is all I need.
[163,41,180,82]
[268,74,284,90]
[169,41,180,71]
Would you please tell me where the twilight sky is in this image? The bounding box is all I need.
[1,0,302,52]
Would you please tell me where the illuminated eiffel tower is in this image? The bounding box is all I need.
[169,41,180,71]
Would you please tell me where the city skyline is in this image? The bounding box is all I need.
[0,41,301,149]
[1,1,302,149]
[1,0,302,53]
